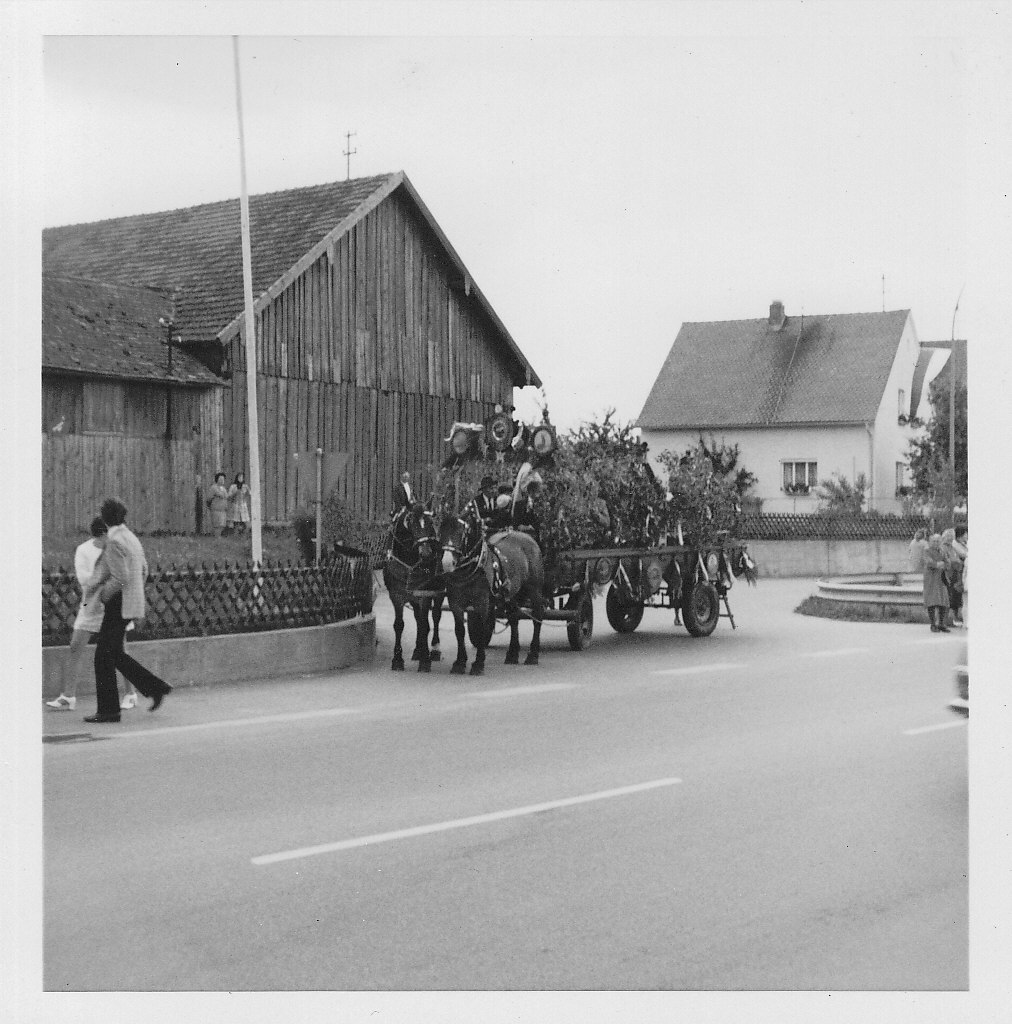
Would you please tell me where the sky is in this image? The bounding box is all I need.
[26,2,1006,434]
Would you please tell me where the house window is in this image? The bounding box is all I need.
[898,388,907,420]
[783,460,817,495]
[895,461,911,496]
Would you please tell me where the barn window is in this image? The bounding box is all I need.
[83,382,125,434]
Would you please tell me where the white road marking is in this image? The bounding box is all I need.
[800,647,869,658]
[251,777,683,865]
[903,720,968,736]
[463,683,577,698]
[652,662,746,677]
[109,706,360,739]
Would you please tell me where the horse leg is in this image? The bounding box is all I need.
[524,605,542,665]
[429,600,442,661]
[450,605,468,675]
[468,602,488,676]
[391,600,405,671]
[504,609,520,665]
[413,601,432,673]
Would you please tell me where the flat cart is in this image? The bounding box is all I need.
[534,536,751,650]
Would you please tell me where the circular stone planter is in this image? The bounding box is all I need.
[797,572,928,623]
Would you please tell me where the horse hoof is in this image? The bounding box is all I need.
[469,664,484,676]
[450,663,466,676]
[504,653,519,666]
[524,655,539,666]
[430,650,441,662]
[391,660,405,672]
[417,661,431,673]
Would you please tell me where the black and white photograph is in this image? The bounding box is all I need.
[5,1,1012,1021]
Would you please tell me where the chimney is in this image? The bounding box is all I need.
[769,300,786,330]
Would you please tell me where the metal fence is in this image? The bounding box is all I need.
[735,513,965,541]
[42,555,374,647]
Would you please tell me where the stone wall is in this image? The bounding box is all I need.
[42,615,376,699]
[744,538,910,579]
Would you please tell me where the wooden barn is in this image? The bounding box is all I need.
[43,172,541,525]
[42,274,224,535]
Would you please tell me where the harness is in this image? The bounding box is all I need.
[441,514,489,585]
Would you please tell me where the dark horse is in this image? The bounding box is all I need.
[382,503,444,672]
[438,502,545,676]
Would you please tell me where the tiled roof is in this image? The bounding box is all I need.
[923,338,967,391]
[636,309,911,429]
[43,175,391,344]
[41,172,541,387]
[43,274,223,385]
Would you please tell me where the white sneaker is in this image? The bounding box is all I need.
[120,693,138,710]
[46,694,76,711]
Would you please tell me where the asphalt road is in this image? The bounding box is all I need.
[43,578,967,992]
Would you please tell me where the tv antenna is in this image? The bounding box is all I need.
[343,131,357,180]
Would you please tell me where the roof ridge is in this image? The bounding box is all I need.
[44,172,398,232]
[680,308,910,327]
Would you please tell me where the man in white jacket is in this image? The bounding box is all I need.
[84,498,172,723]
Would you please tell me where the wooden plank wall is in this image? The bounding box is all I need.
[223,189,523,524]
[42,434,198,537]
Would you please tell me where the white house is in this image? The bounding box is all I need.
[636,301,926,514]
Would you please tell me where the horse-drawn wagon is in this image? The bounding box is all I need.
[535,533,755,650]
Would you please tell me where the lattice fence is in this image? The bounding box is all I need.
[42,555,374,647]
[735,513,965,541]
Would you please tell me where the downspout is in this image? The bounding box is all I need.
[864,421,875,511]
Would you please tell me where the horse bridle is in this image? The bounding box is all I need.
[387,507,439,569]
[441,509,487,579]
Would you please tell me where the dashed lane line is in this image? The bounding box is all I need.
[903,720,968,736]
[96,706,361,739]
[462,683,577,698]
[800,647,870,658]
[251,777,683,865]
[652,662,746,677]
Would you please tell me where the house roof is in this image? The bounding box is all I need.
[42,171,540,387]
[636,308,911,429]
[921,338,967,392]
[42,274,223,386]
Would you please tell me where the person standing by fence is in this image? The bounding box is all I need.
[227,472,251,535]
[922,533,951,633]
[46,517,138,712]
[207,472,229,537]
[84,497,173,723]
[941,527,965,627]
[907,528,928,573]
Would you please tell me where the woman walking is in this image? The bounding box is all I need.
[207,472,229,537]
[46,517,139,711]
[227,472,251,534]
[922,533,951,633]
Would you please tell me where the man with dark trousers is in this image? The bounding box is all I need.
[84,497,172,723]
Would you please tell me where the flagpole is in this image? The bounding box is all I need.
[232,36,263,565]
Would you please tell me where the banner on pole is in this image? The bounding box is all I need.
[293,451,351,507]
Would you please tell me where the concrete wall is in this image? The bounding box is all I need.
[745,538,910,579]
[42,615,376,700]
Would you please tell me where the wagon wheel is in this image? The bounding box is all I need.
[605,583,644,633]
[681,580,720,637]
[566,590,594,650]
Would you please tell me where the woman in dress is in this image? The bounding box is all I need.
[208,472,229,537]
[940,528,965,627]
[922,533,951,633]
[227,471,251,534]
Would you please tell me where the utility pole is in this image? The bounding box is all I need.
[232,36,264,565]
[343,131,357,180]
[949,287,964,527]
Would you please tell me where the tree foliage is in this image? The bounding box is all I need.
[907,371,967,501]
[814,472,868,515]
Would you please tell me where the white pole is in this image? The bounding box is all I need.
[232,36,263,565]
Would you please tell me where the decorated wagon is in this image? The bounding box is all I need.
[422,409,757,665]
